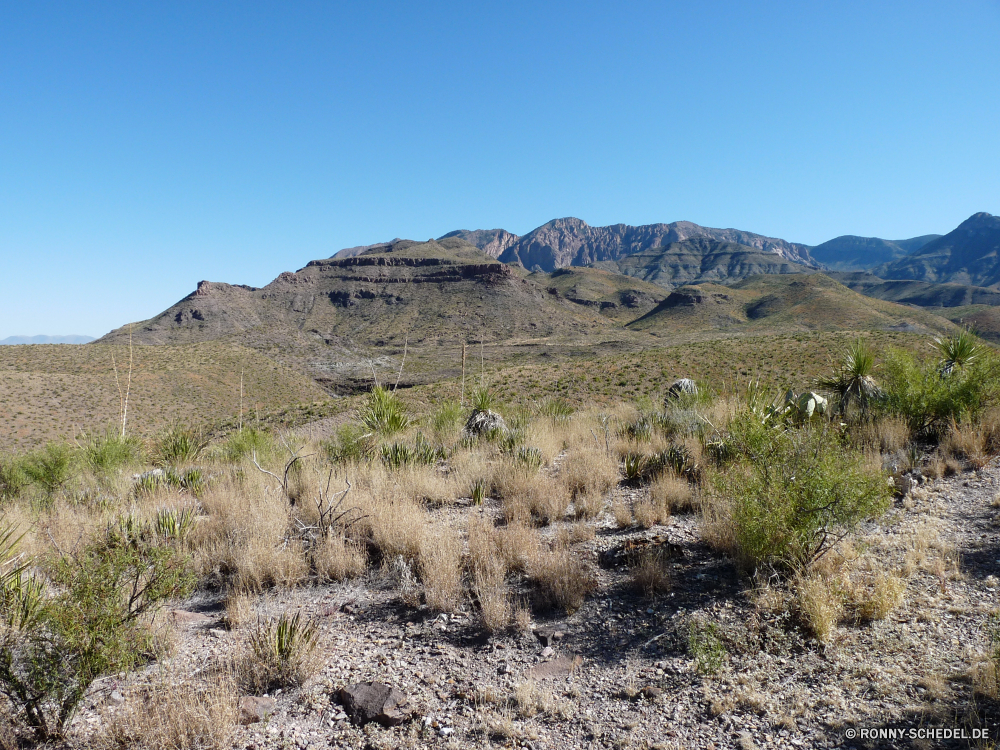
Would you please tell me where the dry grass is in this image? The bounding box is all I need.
[854,416,911,454]
[560,444,619,500]
[632,499,664,529]
[419,529,463,613]
[223,591,254,630]
[192,472,309,593]
[314,534,367,582]
[942,419,994,470]
[528,540,596,614]
[611,499,633,528]
[495,522,540,574]
[650,472,695,514]
[794,574,843,643]
[630,552,672,597]
[94,674,239,750]
[493,462,569,526]
[467,521,512,632]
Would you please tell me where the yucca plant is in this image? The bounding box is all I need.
[471,388,496,413]
[358,386,409,437]
[817,338,882,417]
[470,479,488,505]
[935,329,982,376]
[241,612,319,692]
[622,452,647,482]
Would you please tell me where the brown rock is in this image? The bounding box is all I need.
[337,682,412,727]
[527,654,584,679]
[239,696,276,724]
[169,609,216,627]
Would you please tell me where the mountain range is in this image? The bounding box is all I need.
[0,335,94,345]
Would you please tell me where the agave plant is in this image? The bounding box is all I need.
[934,329,982,376]
[817,338,882,416]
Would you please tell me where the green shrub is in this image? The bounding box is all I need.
[622,452,647,482]
[223,428,274,464]
[154,425,207,466]
[713,417,891,570]
[380,435,445,470]
[0,454,29,500]
[431,400,464,436]
[322,424,373,463]
[687,617,726,675]
[538,398,574,419]
[22,443,76,496]
[84,430,143,479]
[0,527,193,741]
[880,347,1000,438]
[471,388,496,413]
[358,387,409,437]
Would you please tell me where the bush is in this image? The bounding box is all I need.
[711,417,892,571]
[0,527,194,741]
[84,430,144,479]
[0,455,28,501]
[880,347,1000,439]
[322,424,373,463]
[222,428,274,464]
[431,400,464,438]
[358,386,409,437]
[22,443,76,496]
[154,425,207,466]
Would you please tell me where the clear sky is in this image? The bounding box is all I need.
[1,1,998,338]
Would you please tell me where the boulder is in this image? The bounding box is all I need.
[239,696,276,724]
[665,379,698,404]
[337,682,412,727]
[464,409,507,437]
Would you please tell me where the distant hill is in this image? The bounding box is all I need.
[929,305,1000,344]
[828,272,1000,308]
[97,237,622,391]
[873,212,1000,287]
[627,273,957,337]
[809,235,940,272]
[331,241,396,259]
[532,266,666,324]
[497,217,816,272]
[604,238,815,289]
[437,229,520,258]
[0,335,94,345]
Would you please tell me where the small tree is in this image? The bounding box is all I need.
[0,523,194,741]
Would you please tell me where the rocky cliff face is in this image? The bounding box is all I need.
[497,218,816,272]
[873,213,1000,288]
[437,229,520,258]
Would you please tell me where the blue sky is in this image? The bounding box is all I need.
[1,1,998,337]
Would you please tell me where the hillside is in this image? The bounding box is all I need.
[627,273,958,337]
[0,341,327,451]
[437,228,520,258]
[873,212,1000,287]
[497,217,816,272]
[809,234,940,271]
[829,272,1000,308]
[531,266,666,324]
[98,238,631,392]
[605,238,815,289]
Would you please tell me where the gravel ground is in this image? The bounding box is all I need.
[76,461,1000,750]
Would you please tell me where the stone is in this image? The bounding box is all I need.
[240,696,276,725]
[169,609,216,627]
[665,378,698,403]
[638,686,662,700]
[541,646,554,658]
[535,628,556,647]
[527,654,584,680]
[336,682,412,727]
